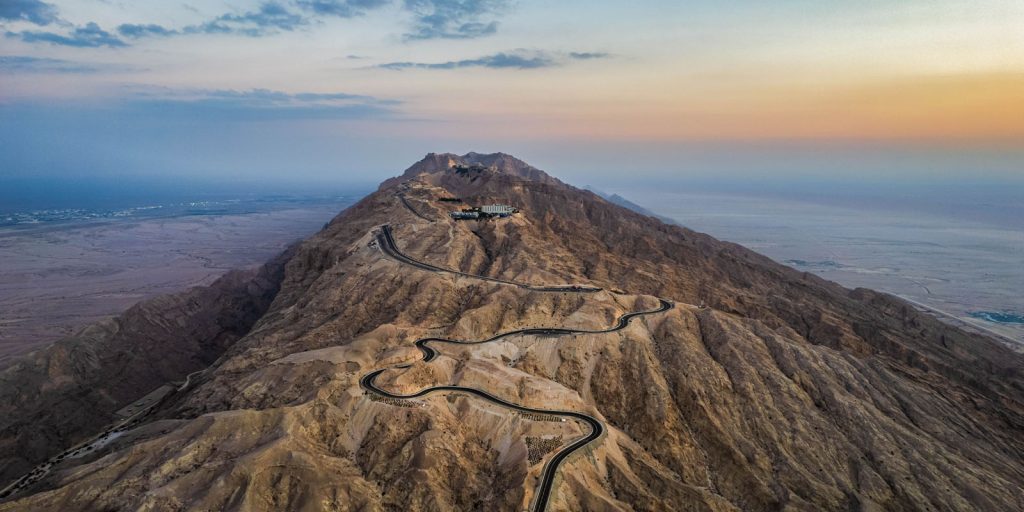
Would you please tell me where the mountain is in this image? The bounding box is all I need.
[0,252,291,488]
[584,187,678,225]
[1,153,1022,511]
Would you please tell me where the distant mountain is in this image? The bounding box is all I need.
[2,153,1022,511]
[585,186,678,225]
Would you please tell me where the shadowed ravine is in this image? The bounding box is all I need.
[362,222,674,511]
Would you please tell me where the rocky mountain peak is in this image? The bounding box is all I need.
[2,153,1022,511]
[381,152,560,190]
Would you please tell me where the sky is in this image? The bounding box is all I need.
[1,0,1023,190]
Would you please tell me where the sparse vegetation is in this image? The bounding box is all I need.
[518,412,562,423]
[526,436,563,464]
[367,394,418,407]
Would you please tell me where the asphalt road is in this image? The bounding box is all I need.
[366,224,674,511]
[378,224,602,294]
[361,369,605,512]
[397,193,434,222]
[414,298,672,362]
[4,219,665,505]
[1,363,211,500]
[0,378,184,500]
[1,218,664,506]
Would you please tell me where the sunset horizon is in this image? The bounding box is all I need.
[3,1,1023,185]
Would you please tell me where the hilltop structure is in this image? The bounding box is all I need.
[449,203,519,220]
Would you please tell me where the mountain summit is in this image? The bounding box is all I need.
[2,154,1022,511]
[381,151,561,189]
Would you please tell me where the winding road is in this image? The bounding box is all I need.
[362,222,674,511]
[412,299,672,363]
[0,376,189,500]
[1,215,669,508]
[378,224,602,293]
[397,193,435,222]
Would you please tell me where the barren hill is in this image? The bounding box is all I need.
[1,153,1022,511]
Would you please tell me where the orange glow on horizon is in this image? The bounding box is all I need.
[398,71,1024,146]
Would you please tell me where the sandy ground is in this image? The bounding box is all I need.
[0,204,349,363]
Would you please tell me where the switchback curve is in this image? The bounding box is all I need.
[362,224,674,511]
[377,224,602,293]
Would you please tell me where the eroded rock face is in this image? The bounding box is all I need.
[2,153,1022,511]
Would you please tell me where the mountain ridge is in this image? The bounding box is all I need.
[1,153,1022,511]
[380,151,563,190]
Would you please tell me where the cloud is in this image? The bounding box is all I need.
[124,1,393,41]
[378,50,610,70]
[183,2,307,36]
[296,92,385,101]
[0,55,96,73]
[8,0,514,47]
[120,2,322,40]
[118,23,179,38]
[402,0,507,40]
[7,22,126,47]
[0,0,59,26]
[296,0,390,18]
[120,87,400,121]
[0,55,141,74]
[569,52,609,60]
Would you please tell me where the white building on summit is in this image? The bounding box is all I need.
[480,204,517,216]
[448,204,518,220]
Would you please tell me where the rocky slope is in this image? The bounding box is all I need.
[0,249,292,487]
[1,153,1021,511]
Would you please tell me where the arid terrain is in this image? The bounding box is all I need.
[0,202,354,364]
[1,153,1021,511]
